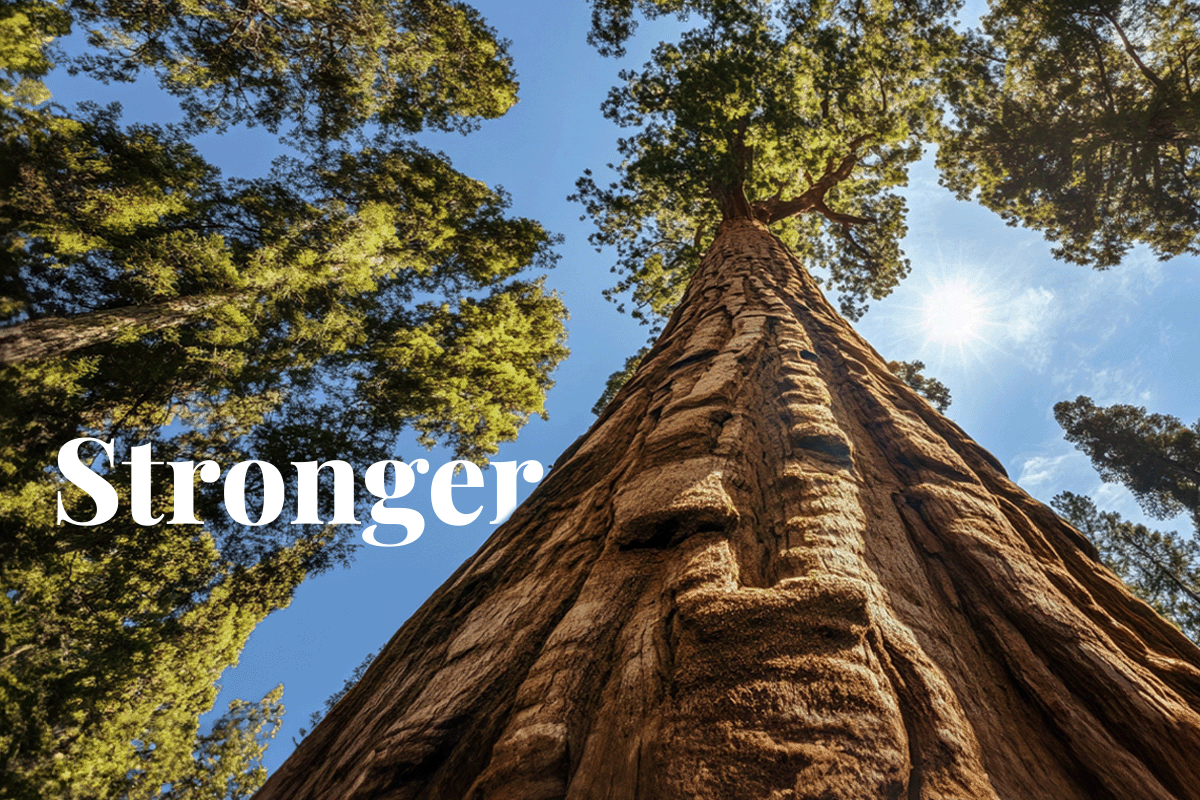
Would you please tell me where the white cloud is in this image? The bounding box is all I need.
[1017,452,1076,491]
[1093,482,1137,516]
[1001,286,1057,368]
[1054,365,1153,408]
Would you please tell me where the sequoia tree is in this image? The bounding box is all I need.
[256,2,1200,798]
[0,1,567,797]
[257,217,1200,800]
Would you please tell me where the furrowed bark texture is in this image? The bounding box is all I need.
[256,219,1200,800]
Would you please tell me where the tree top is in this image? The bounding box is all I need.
[574,0,963,323]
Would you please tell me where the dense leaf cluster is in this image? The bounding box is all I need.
[938,0,1200,267]
[69,0,519,141]
[158,687,284,800]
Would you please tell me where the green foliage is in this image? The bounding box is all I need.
[0,508,319,798]
[0,2,567,797]
[1053,491,1199,641]
[1055,396,1200,532]
[937,0,1200,267]
[68,0,519,141]
[591,345,651,416]
[157,687,284,800]
[0,1,69,111]
[0,112,569,558]
[887,359,951,413]
[356,278,569,464]
[1053,396,1200,638]
[574,0,962,324]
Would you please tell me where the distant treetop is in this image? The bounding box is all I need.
[68,0,521,142]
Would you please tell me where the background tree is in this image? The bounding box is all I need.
[937,0,1200,267]
[0,1,567,797]
[1053,491,1200,641]
[1052,395,1200,644]
[156,687,285,800]
[1054,395,1200,530]
[887,359,951,412]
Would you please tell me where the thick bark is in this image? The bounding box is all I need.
[256,219,1200,800]
[0,293,234,365]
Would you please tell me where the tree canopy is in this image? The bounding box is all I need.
[573,0,962,324]
[68,0,520,141]
[0,1,567,796]
[937,0,1200,267]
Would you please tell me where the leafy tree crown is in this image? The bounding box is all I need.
[574,0,962,324]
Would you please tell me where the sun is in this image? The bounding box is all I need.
[920,277,992,349]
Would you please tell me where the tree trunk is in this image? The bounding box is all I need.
[255,219,1200,800]
[0,293,235,365]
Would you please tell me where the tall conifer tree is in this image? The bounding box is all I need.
[1056,396,1200,530]
[256,3,1200,798]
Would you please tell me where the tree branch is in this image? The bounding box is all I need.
[1148,451,1200,490]
[0,291,241,365]
[1099,8,1166,90]
[0,644,34,667]
[754,133,873,222]
[838,225,881,275]
[812,199,874,226]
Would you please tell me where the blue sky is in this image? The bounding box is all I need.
[44,0,1200,774]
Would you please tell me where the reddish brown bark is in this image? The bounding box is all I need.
[255,219,1200,800]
